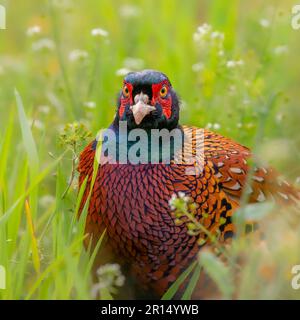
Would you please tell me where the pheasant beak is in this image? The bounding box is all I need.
[130,92,155,125]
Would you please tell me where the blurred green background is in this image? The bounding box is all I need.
[1,0,300,175]
[0,0,300,299]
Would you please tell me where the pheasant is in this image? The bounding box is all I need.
[78,70,299,298]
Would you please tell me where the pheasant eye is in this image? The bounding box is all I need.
[123,85,130,98]
[160,86,168,98]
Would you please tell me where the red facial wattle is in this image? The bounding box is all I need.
[119,82,133,118]
[151,81,172,119]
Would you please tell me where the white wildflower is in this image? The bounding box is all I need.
[192,62,204,72]
[26,25,41,36]
[273,45,288,56]
[197,23,211,35]
[35,120,45,130]
[169,193,190,210]
[115,68,131,77]
[206,122,213,129]
[91,28,109,37]
[211,31,224,40]
[123,57,144,70]
[226,59,244,68]
[168,193,177,210]
[226,60,236,68]
[32,38,55,51]
[193,23,212,42]
[92,263,125,298]
[213,123,221,130]
[178,192,190,203]
[260,19,270,28]
[237,123,243,128]
[28,119,44,130]
[38,105,50,114]
[39,195,55,207]
[84,101,96,109]
[178,192,185,199]
[119,4,141,18]
[276,113,284,123]
[69,49,88,62]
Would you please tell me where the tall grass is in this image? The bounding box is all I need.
[0,0,299,299]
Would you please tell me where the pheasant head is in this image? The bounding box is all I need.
[114,70,180,130]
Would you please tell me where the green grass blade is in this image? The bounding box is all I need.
[181,265,202,300]
[15,88,40,218]
[84,229,107,279]
[25,235,87,300]
[161,260,197,300]
[198,251,234,299]
[0,152,66,226]
[15,88,39,173]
